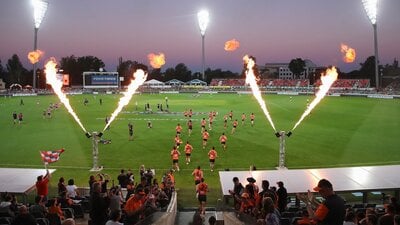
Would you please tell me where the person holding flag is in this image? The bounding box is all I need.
[36,169,51,202]
[38,148,65,202]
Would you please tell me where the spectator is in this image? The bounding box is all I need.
[276,181,288,212]
[57,177,67,197]
[124,189,146,225]
[0,193,16,217]
[108,187,123,213]
[228,177,244,210]
[208,215,217,225]
[36,169,51,202]
[66,178,79,199]
[106,210,123,225]
[378,204,395,225]
[117,169,128,188]
[344,211,357,225]
[394,215,400,225]
[298,179,345,225]
[296,210,311,225]
[48,198,64,221]
[257,197,280,225]
[11,205,36,225]
[29,195,48,218]
[89,182,109,225]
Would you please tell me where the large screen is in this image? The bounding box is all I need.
[83,72,119,88]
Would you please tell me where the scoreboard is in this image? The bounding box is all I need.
[83,72,119,88]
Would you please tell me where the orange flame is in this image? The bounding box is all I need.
[243,55,276,131]
[28,50,44,64]
[292,67,338,130]
[103,69,148,132]
[147,53,166,69]
[224,39,240,51]
[340,43,356,63]
[44,58,87,133]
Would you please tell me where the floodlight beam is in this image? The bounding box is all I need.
[362,0,379,89]
[197,10,209,81]
[32,0,48,89]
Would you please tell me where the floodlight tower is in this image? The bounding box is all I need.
[362,0,379,89]
[32,0,48,89]
[197,10,209,81]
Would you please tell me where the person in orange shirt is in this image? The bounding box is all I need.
[184,141,193,165]
[188,109,193,118]
[219,132,228,150]
[124,190,146,225]
[202,129,210,149]
[200,118,207,133]
[170,146,181,172]
[175,123,182,136]
[196,178,208,216]
[187,119,193,136]
[191,166,203,185]
[250,113,255,127]
[231,119,239,134]
[208,146,218,172]
[241,113,246,125]
[228,110,233,121]
[174,135,182,149]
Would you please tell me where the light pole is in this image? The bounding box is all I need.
[197,10,209,81]
[362,0,379,89]
[32,0,49,89]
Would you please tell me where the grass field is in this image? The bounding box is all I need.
[0,93,399,208]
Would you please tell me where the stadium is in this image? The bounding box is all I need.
[1,67,400,224]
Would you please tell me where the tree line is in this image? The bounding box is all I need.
[0,53,397,88]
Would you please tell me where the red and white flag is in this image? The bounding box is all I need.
[40,148,65,164]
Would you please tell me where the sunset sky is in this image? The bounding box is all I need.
[1,0,399,73]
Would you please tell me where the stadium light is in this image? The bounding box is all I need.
[362,0,379,89]
[197,10,209,81]
[32,0,49,89]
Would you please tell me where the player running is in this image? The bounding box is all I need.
[200,118,207,133]
[219,133,228,150]
[187,119,193,136]
[241,113,246,125]
[208,146,218,172]
[250,113,255,127]
[170,146,181,172]
[174,135,183,149]
[202,129,210,149]
[192,166,203,185]
[175,123,183,136]
[231,119,238,134]
[184,141,193,165]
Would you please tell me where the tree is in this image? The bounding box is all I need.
[6,54,28,85]
[60,55,105,86]
[174,63,191,82]
[288,58,305,79]
[117,58,139,86]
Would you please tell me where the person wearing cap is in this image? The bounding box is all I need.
[124,189,146,225]
[301,179,345,225]
[229,177,244,210]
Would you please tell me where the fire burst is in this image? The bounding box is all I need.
[147,53,166,69]
[44,58,87,133]
[243,55,276,131]
[292,67,338,131]
[224,39,240,52]
[28,50,44,64]
[340,43,356,63]
[103,69,148,132]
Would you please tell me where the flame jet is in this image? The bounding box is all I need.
[148,53,166,69]
[103,68,148,132]
[44,58,87,133]
[243,55,276,132]
[292,67,338,131]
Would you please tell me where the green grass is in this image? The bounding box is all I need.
[1,93,399,208]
